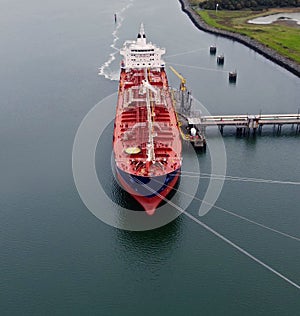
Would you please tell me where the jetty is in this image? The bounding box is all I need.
[175,109,300,150]
[200,113,300,136]
[172,87,300,148]
[170,66,299,149]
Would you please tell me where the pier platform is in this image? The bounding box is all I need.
[200,113,300,136]
[171,87,299,149]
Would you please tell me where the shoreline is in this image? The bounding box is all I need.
[179,0,300,78]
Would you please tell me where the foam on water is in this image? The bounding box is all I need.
[98,0,134,81]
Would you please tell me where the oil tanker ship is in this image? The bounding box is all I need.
[113,24,182,215]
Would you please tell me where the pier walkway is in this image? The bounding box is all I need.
[176,112,300,149]
[171,88,299,149]
[200,113,300,135]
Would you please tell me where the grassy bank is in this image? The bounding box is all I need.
[195,8,300,64]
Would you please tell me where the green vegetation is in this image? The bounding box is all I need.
[196,9,300,64]
[199,0,300,11]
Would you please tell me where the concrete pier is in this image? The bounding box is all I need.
[200,114,300,136]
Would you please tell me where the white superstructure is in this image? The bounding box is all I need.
[120,24,165,70]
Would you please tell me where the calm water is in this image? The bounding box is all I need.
[1,0,300,315]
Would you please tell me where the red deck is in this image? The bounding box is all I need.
[113,67,182,213]
[113,68,182,178]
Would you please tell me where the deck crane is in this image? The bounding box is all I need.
[169,66,186,92]
[168,66,205,149]
[169,66,192,114]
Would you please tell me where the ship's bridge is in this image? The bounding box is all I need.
[120,24,165,70]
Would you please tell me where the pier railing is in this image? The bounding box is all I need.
[200,113,300,135]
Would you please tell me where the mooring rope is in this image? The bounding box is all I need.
[167,61,229,73]
[179,171,300,186]
[135,177,300,290]
[165,48,207,59]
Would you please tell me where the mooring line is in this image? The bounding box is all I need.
[152,177,300,242]
[165,48,207,59]
[135,178,300,290]
[182,209,300,290]
[208,203,300,242]
[167,61,229,73]
[179,171,300,186]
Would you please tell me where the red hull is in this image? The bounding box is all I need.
[113,27,182,214]
[116,167,180,215]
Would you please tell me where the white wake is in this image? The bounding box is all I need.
[98,0,134,81]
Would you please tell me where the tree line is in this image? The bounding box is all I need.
[198,0,300,10]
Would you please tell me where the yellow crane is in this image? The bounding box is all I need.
[169,66,186,91]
